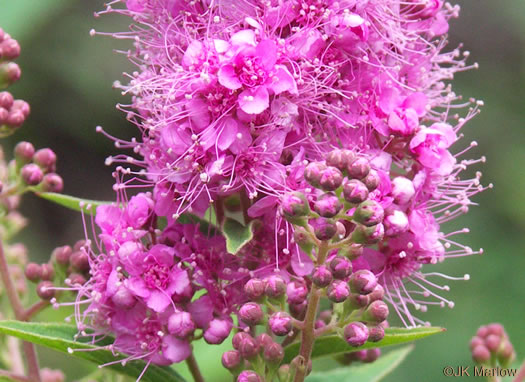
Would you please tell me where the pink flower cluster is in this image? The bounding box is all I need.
[77,0,489,370]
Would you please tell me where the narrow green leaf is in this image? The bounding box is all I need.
[283,326,444,364]
[35,192,111,216]
[0,321,186,382]
[306,345,414,382]
[222,218,255,254]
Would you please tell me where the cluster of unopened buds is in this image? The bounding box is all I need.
[0,29,29,136]
[470,323,516,368]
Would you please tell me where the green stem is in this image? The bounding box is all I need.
[292,241,329,382]
[185,353,205,382]
[0,236,41,382]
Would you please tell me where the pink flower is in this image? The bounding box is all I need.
[410,123,457,175]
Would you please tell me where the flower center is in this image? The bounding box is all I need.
[237,57,268,88]
[143,263,170,289]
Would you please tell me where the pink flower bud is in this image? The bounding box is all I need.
[314,193,343,218]
[348,293,370,309]
[319,166,343,191]
[484,334,500,352]
[368,325,385,342]
[384,210,409,236]
[255,333,274,348]
[289,300,307,319]
[70,251,90,272]
[40,263,55,281]
[0,62,21,86]
[41,173,64,193]
[204,317,232,344]
[239,302,263,326]
[221,350,242,370]
[326,149,355,172]
[0,38,21,60]
[391,177,415,205]
[344,322,369,347]
[351,223,384,244]
[330,256,353,280]
[263,342,284,364]
[232,332,251,350]
[34,148,57,173]
[237,370,262,382]
[347,157,370,179]
[25,262,42,282]
[368,284,385,302]
[353,200,384,227]
[238,334,259,360]
[280,192,310,224]
[67,273,86,286]
[269,312,293,336]
[313,218,337,241]
[286,280,308,304]
[327,280,350,303]
[244,278,265,300]
[0,91,14,109]
[312,266,333,287]
[360,348,381,363]
[36,281,55,300]
[362,169,380,191]
[14,141,35,164]
[264,275,286,298]
[304,162,326,188]
[40,368,65,382]
[11,100,30,117]
[349,270,378,295]
[21,163,43,185]
[6,109,25,127]
[363,300,389,323]
[472,345,491,363]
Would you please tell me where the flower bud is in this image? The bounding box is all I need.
[67,273,86,286]
[486,323,504,337]
[343,179,369,204]
[313,193,343,218]
[239,302,263,326]
[264,275,286,298]
[363,301,389,323]
[280,192,310,224]
[304,162,326,188]
[327,280,350,303]
[232,332,251,350]
[326,149,354,170]
[277,365,290,381]
[238,334,259,360]
[330,256,353,280]
[244,278,265,300]
[498,341,515,366]
[237,370,261,382]
[339,243,363,260]
[221,350,242,371]
[391,177,415,205]
[6,109,25,127]
[343,322,369,347]
[313,218,337,241]
[40,368,65,382]
[383,210,409,236]
[41,173,64,193]
[52,245,72,266]
[347,157,370,179]
[469,336,484,351]
[0,107,7,124]
[36,281,55,300]
[70,251,90,272]
[472,345,491,364]
[361,348,381,363]
[14,143,35,170]
[349,270,378,295]
[11,99,30,117]
[362,169,380,191]
[312,266,333,287]
[21,163,43,186]
[293,226,314,254]
[73,239,87,251]
[0,38,21,60]
[204,317,232,344]
[353,200,384,227]
[368,325,385,342]
[40,263,55,281]
[347,293,369,309]
[269,312,293,336]
[25,262,42,282]
[264,342,284,364]
[289,300,307,319]
[484,334,500,352]
[34,148,57,173]
[0,62,21,87]
[111,286,136,309]
[368,284,385,302]
[286,280,308,304]
[168,311,195,338]
[319,166,343,191]
[0,92,13,109]
[351,223,384,244]
[252,334,272,352]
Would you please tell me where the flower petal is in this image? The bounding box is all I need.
[268,66,297,95]
[218,64,242,90]
[238,87,269,114]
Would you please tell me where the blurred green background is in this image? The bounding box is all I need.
[0,1,523,381]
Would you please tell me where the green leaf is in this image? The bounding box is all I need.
[0,321,186,382]
[283,326,444,364]
[176,212,218,236]
[222,218,255,255]
[306,345,414,382]
[35,192,111,216]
